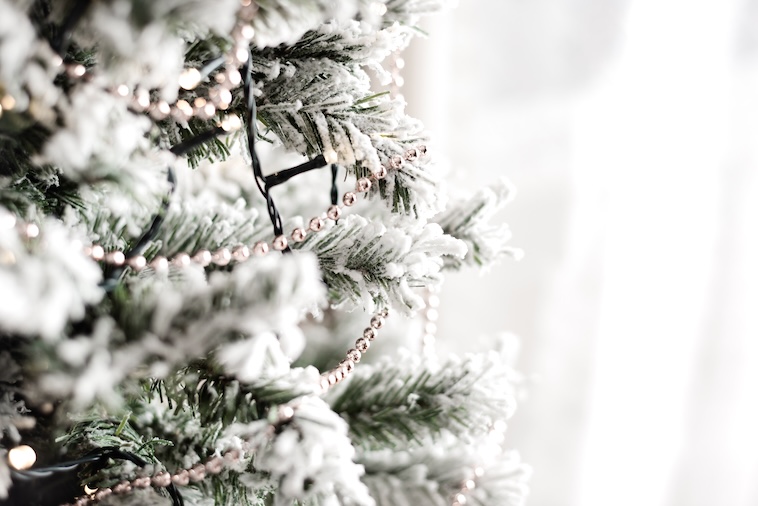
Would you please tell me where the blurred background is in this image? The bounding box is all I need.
[402,2,758,505]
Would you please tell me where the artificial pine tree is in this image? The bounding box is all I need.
[0,1,530,505]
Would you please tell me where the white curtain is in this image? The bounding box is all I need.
[405,1,758,505]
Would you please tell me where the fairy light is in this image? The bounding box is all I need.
[8,445,36,470]
[0,94,16,110]
[178,68,202,90]
[323,148,338,164]
[220,114,242,132]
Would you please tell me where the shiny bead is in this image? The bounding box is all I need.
[94,488,112,500]
[105,251,125,265]
[127,255,146,271]
[172,252,191,267]
[370,315,385,329]
[379,307,389,318]
[272,235,288,251]
[463,479,476,490]
[278,405,295,422]
[363,328,376,341]
[151,471,172,487]
[347,349,361,362]
[474,466,485,477]
[193,250,212,267]
[327,205,341,221]
[340,358,355,373]
[132,476,151,488]
[232,245,250,262]
[327,373,338,386]
[150,256,168,271]
[355,337,370,352]
[454,493,467,504]
[319,376,330,391]
[335,367,346,382]
[428,294,440,307]
[309,217,325,232]
[224,449,240,462]
[404,147,419,161]
[212,248,232,266]
[113,481,132,494]
[418,145,428,155]
[373,166,388,179]
[390,155,403,168]
[74,498,89,506]
[253,241,269,256]
[426,308,439,322]
[291,228,307,242]
[171,469,189,486]
[188,464,206,482]
[205,456,223,474]
[355,177,372,193]
[342,192,356,206]
[424,322,438,335]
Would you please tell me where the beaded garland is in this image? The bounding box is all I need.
[0,1,442,504]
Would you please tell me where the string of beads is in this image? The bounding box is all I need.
[58,405,296,506]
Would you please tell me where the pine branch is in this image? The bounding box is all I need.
[435,178,523,269]
[327,350,519,450]
[360,440,531,506]
[296,214,465,313]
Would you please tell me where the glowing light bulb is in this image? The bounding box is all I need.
[0,94,16,110]
[323,148,338,164]
[178,68,202,90]
[8,445,36,470]
[220,114,242,132]
[83,484,98,495]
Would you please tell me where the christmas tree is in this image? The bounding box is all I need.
[0,1,530,505]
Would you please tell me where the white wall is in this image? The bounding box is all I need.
[404,2,758,505]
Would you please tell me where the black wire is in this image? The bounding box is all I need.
[9,447,184,506]
[331,164,339,206]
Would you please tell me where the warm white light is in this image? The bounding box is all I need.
[178,68,202,90]
[8,445,36,470]
[240,25,255,40]
[220,114,242,132]
[371,2,388,16]
[0,94,16,110]
[227,70,242,86]
[83,484,98,495]
[323,148,338,164]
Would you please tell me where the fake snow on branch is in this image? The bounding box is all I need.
[250,19,444,217]
[360,439,531,506]
[327,349,520,450]
[298,214,465,313]
[436,178,524,269]
[218,397,374,506]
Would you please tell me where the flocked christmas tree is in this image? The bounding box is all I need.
[0,1,531,505]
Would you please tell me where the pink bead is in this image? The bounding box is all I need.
[355,177,372,193]
[347,348,361,362]
[212,248,232,266]
[355,337,370,352]
[272,235,288,251]
[327,205,341,221]
[374,166,388,179]
[253,242,269,256]
[342,192,357,206]
[151,471,172,487]
[232,245,250,262]
[171,469,189,486]
[193,250,212,267]
[309,217,325,232]
[370,315,385,329]
[291,228,307,242]
[363,328,376,340]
